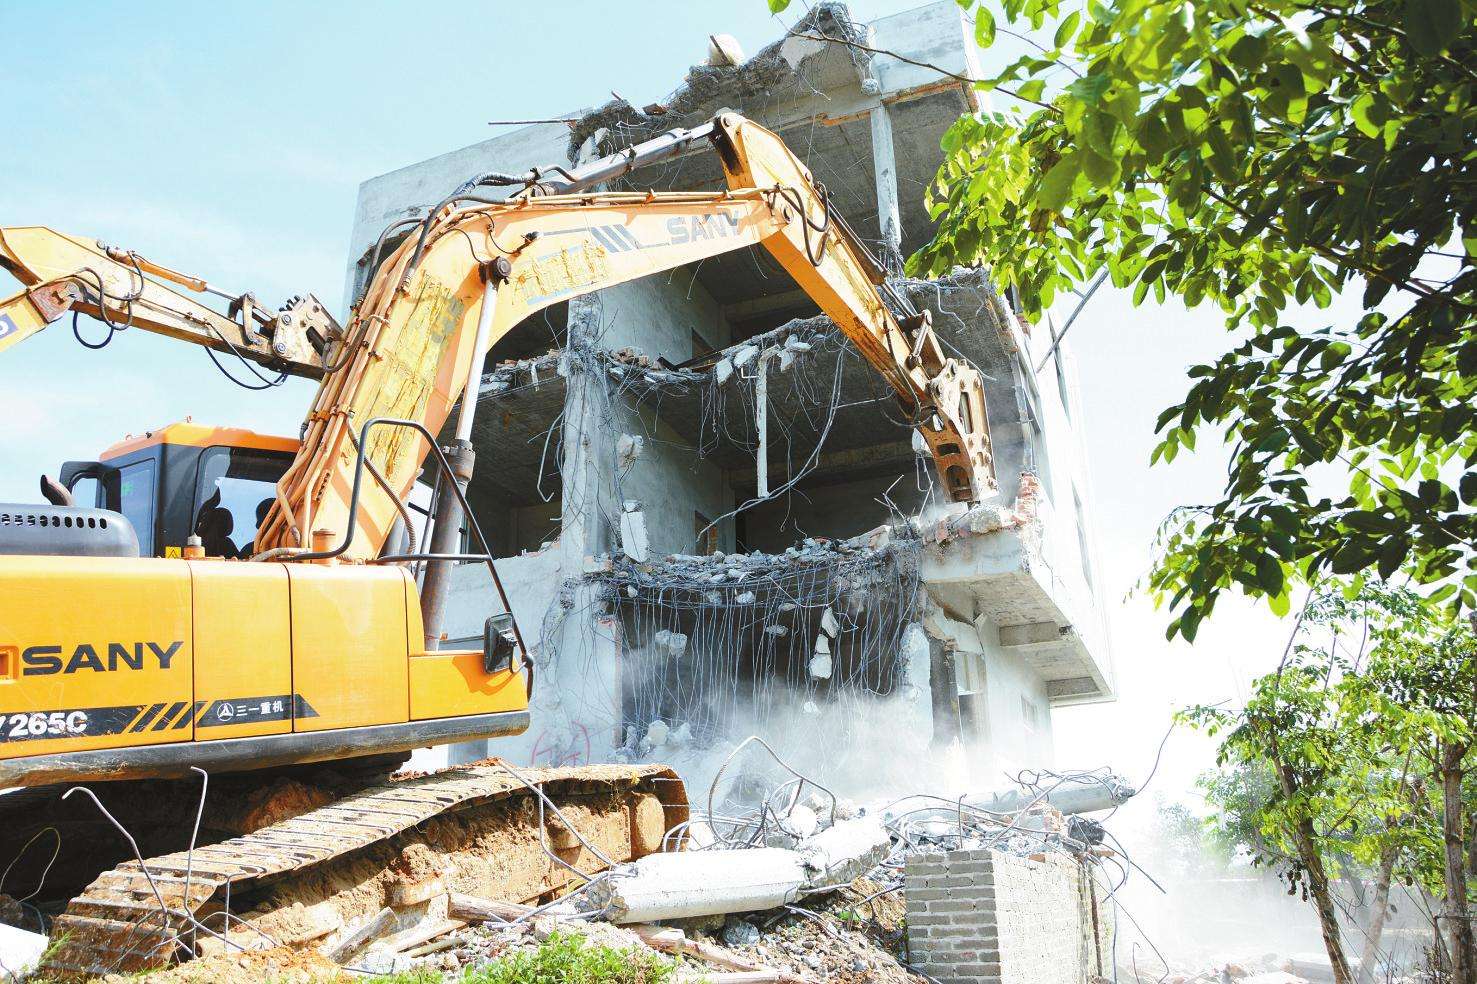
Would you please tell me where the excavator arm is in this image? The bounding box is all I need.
[0,226,338,375]
[256,113,995,559]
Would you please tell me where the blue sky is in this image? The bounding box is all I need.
[0,0,1312,814]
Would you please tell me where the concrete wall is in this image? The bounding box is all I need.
[596,276,737,560]
[592,274,732,361]
[342,121,575,314]
[1014,321,1114,700]
[905,848,1109,984]
[619,408,735,559]
[922,603,1054,778]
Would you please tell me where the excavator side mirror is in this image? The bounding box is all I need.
[483,613,516,674]
[57,461,119,507]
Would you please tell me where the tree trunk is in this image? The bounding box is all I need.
[1440,744,1474,984]
[1279,762,1355,984]
[1358,845,1398,984]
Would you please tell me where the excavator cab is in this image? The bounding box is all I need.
[54,422,297,560]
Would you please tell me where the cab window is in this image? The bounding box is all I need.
[193,447,292,558]
[117,460,157,552]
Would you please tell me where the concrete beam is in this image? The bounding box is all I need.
[997,620,1066,649]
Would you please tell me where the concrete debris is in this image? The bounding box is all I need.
[592,847,809,923]
[796,816,892,888]
[566,2,864,158]
[707,33,746,67]
[714,357,734,385]
[619,508,650,562]
[722,918,762,948]
[157,754,1134,984]
[592,814,888,926]
[807,651,832,680]
[964,774,1136,816]
[0,921,47,977]
[732,344,759,368]
[616,432,645,465]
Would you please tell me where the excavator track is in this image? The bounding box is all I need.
[42,762,687,979]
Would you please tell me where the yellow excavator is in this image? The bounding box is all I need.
[0,113,994,975]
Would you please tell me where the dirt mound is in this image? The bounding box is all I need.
[93,946,343,984]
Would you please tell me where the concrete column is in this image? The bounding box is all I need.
[535,294,625,763]
[928,633,963,749]
[870,103,904,274]
[559,295,617,565]
[863,27,904,274]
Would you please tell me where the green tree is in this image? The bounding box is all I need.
[1187,583,1475,984]
[771,0,1477,639]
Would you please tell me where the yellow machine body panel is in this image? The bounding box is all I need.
[191,562,292,740]
[0,554,530,782]
[0,556,193,757]
[409,654,526,721]
[285,564,411,733]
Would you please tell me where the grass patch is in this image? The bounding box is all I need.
[362,969,445,984]
[463,931,678,984]
[363,930,681,984]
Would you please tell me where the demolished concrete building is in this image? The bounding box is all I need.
[342,0,1113,787]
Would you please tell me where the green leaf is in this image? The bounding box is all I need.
[1205,127,1238,182]
[1256,553,1285,595]
[1349,93,1381,138]
[1017,79,1047,102]
[1035,154,1081,211]
[1377,538,1409,580]
[1066,72,1112,105]
[975,6,997,47]
[1138,114,1172,158]
[767,0,791,11]
[1403,0,1462,54]
[1054,10,1081,49]
[1081,148,1118,184]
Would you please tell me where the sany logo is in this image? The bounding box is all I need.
[22,641,183,676]
[665,213,741,245]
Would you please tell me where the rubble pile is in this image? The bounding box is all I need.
[566,3,866,159]
[478,321,829,402]
[0,760,1133,982]
[605,527,901,589]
